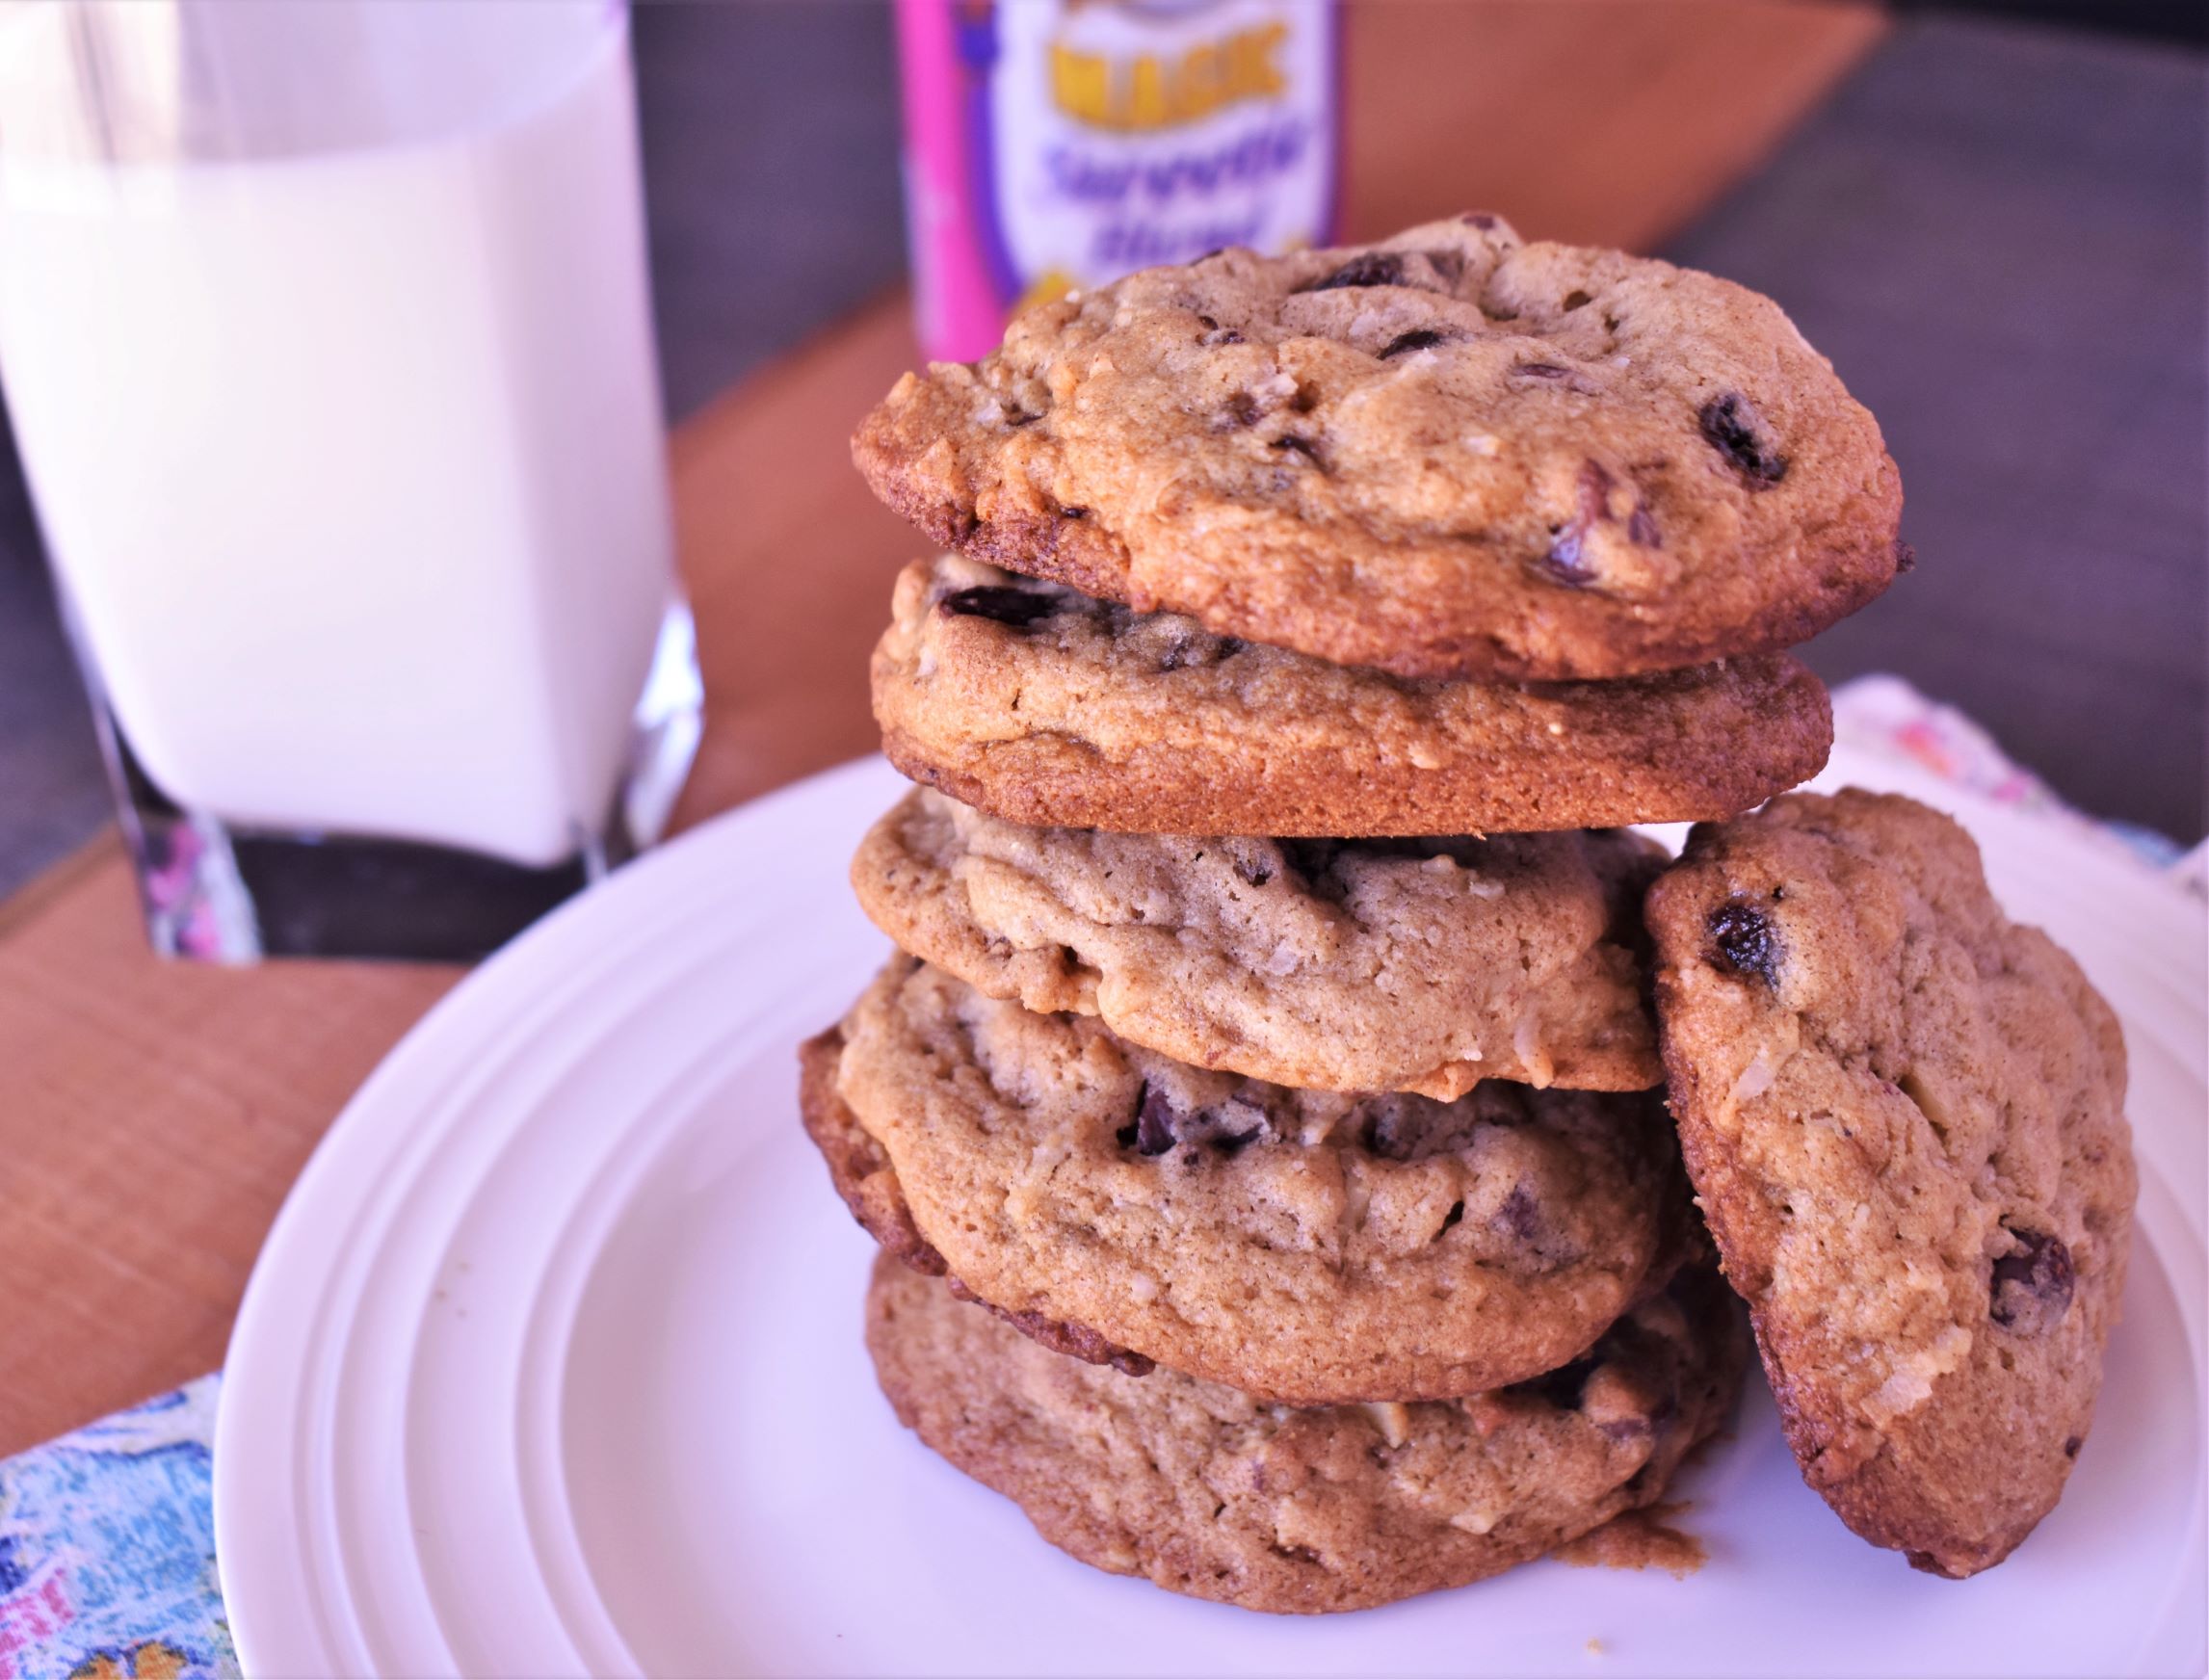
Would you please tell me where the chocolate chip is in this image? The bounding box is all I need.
[1000,406,1042,428]
[938,585,1057,627]
[1117,1083,1180,1156]
[1218,391,1260,429]
[1461,212,1498,230]
[1562,288,1593,311]
[1213,1121,1262,1157]
[1707,900,1781,985]
[2064,1435,2083,1458]
[1990,1225,2075,1333]
[1271,433,1327,468]
[1297,251,1405,293]
[1514,1355,1598,1412]
[1201,326,1246,347]
[1439,1199,1464,1232]
[1698,393,1789,486]
[1216,638,1247,659]
[1197,314,1218,329]
[1542,459,1616,586]
[1059,505,1089,520]
[1379,328,1449,360]
[1495,1183,1540,1241]
[1418,248,1467,286]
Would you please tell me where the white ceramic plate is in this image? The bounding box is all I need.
[214,749,2208,1677]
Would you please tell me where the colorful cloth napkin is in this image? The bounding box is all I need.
[0,675,2190,1680]
[0,1380,230,1680]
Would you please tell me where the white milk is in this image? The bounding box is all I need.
[0,8,676,867]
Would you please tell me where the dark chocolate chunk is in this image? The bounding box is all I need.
[938,585,1058,627]
[1990,1226,2075,1334]
[1495,1182,1541,1242]
[1270,433,1327,468]
[1541,459,1617,586]
[1707,900,1782,986]
[1298,250,1406,293]
[1698,392,1789,486]
[1379,328,1449,360]
[1116,1083,1181,1157]
[1562,288,1593,311]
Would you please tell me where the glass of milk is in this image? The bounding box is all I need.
[0,0,700,961]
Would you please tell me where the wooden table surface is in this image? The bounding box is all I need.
[0,0,1883,1458]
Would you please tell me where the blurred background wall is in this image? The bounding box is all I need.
[2,0,2201,898]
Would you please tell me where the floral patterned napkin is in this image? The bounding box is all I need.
[0,676,2192,1680]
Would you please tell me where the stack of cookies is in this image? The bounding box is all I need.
[800,215,2137,1610]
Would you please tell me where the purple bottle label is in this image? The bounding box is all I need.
[900,0,1339,362]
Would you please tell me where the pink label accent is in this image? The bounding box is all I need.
[0,1563,76,1676]
[895,0,1008,361]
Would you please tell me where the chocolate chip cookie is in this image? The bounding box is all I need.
[813,957,1692,1404]
[877,556,1834,836]
[865,1253,1748,1613]
[854,215,1904,681]
[853,785,1664,1095]
[1644,790,2136,1577]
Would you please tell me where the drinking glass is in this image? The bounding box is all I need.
[0,0,701,960]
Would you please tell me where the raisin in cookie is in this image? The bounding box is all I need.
[865,1254,1747,1613]
[854,215,1903,682]
[877,556,1833,836]
[853,785,1663,1095]
[1644,790,2136,1578]
[815,957,1692,1404]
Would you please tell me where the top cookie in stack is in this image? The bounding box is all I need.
[856,212,1904,684]
[855,212,1904,836]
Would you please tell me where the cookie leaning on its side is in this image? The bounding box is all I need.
[1645,790,2137,1578]
[854,215,1904,682]
[875,556,1835,838]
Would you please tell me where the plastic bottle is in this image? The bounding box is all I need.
[896,0,1341,362]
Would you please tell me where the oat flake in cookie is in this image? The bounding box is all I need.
[853,784,1664,1095]
[865,1254,1748,1614]
[876,556,1834,836]
[1644,790,2137,1578]
[820,957,1693,1405]
[853,214,1904,681]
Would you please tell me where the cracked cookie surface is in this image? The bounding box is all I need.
[820,957,1691,1404]
[854,215,1903,681]
[1645,789,2136,1578]
[864,1253,1747,1613]
[876,555,1833,835]
[853,785,1664,1095]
